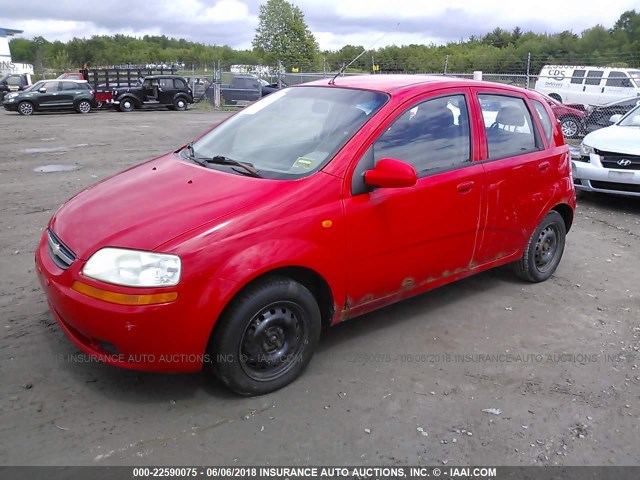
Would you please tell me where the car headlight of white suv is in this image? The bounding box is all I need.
[579,143,595,159]
[83,248,181,287]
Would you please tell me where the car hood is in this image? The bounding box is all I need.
[50,153,281,260]
[583,125,640,156]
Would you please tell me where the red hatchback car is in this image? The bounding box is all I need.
[36,76,575,395]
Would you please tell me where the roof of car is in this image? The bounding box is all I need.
[300,74,526,95]
[40,79,88,83]
[144,75,184,79]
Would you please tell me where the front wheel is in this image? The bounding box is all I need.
[119,98,134,112]
[514,211,566,282]
[209,276,321,396]
[173,97,187,111]
[76,100,92,114]
[560,117,580,138]
[18,101,34,116]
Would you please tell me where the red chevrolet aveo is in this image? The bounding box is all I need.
[36,76,575,395]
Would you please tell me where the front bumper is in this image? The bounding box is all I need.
[3,101,18,112]
[35,230,226,372]
[572,156,640,197]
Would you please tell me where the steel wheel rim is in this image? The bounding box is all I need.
[239,301,305,381]
[534,224,559,272]
[19,103,33,115]
[123,100,131,109]
[562,119,578,137]
[177,100,185,109]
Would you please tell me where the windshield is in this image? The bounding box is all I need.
[22,82,41,92]
[629,70,640,87]
[618,104,640,127]
[188,86,388,179]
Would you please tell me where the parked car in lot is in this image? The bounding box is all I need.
[35,76,575,395]
[582,96,640,134]
[112,75,193,112]
[574,103,640,196]
[220,75,286,105]
[3,79,96,115]
[541,94,586,139]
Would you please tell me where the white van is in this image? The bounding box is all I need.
[535,65,640,106]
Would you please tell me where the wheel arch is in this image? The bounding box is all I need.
[213,266,335,335]
[552,203,574,233]
[118,94,140,108]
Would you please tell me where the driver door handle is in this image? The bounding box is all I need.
[457,181,475,194]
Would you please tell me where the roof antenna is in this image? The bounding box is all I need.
[328,23,400,85]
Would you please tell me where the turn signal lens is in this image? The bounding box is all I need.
[72,281,177,306]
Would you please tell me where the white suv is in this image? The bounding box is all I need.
[573,104,640,196]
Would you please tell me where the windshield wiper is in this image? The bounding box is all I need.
[181,142,210,167]
[207,155,261,177]
[181,145,260,177]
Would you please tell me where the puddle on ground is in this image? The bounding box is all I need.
[34,164,80,173]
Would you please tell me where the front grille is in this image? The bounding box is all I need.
[599,152,640,171]
[590,181,640,194]
[47,229,76,269]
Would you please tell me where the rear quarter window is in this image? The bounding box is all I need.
[532,100,553,144]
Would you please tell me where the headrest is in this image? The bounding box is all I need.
[496,106,525,127]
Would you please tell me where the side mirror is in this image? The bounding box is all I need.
[364,158,417,189]
[609,114,622,124]
[38,87,46,93]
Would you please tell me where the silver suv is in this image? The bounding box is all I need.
[573,104,640,196]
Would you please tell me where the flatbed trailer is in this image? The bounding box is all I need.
[59,67,177,106]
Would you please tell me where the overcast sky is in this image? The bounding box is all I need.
[1,0,637,51]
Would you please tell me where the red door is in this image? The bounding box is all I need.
[472,89,557,265]
[343,90,483,310]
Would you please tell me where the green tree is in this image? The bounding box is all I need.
[252,0,319,65]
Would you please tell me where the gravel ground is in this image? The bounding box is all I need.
[0,107,639,466]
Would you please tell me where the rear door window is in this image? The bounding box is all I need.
[479,94,540,160]
[606,72,633,88]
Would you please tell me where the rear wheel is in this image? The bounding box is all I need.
[560,116,580,138]
[18,101,34,116]
[209,276,321,396]
[173,97,187,111]
[76,100,92,114]
[514,211,566,283]
[119,98,134,112]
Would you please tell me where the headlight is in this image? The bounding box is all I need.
[83,248,181,287]
[580,143,595,157]
[4,93,17,101]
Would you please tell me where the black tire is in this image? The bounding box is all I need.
[17,101,34,116]
[549,93,562,102]
[209,276,321,396]
[76,100,92,114]
[514,211,566,283]
[173,97,187,111]
[119,98,135,112]
[560,116,580,138]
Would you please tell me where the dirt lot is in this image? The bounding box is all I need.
[0,107,639,467]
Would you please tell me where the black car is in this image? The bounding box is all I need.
[112,75,193,112]
[3,80,96,115]
[583,96,640,133]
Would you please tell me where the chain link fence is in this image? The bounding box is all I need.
[185,53,640,138]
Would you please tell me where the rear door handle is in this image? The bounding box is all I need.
[457,181,475,194]
[539,161,550,172]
